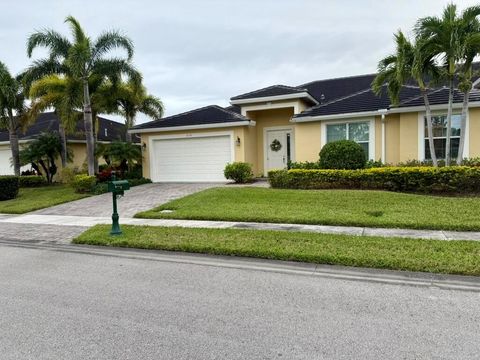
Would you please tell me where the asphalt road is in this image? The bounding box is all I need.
[0,244,479,360]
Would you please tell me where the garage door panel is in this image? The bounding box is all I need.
[152,135,232,182]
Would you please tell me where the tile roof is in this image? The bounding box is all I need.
[230,84,311,101]
[131,105,250,131]
[0,112,127,143]
[298,73,378,104]
[293,85,422,118]
[396,87,480,108]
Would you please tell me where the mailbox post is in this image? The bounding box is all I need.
[107,173,130,235]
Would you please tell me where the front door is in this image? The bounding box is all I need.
[266,129,292,172]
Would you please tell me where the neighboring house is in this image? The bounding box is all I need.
[0,112,129,175]
[131,72,480,182]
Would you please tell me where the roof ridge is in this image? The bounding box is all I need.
[309,87,373,110]
[212,105,248,120]
[230,84,305,100]
[396,86,449,106]
[298,73,376,87]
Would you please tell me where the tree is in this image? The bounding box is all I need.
[0,61,32,175]
[25,15,141,175]
[29,75,81,167]
[96,141,141,173]
[415,4,480,165]
[19,132,67,183]
[372,31,439,166]
[94,80,164,142]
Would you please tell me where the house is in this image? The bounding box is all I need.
[130,72,480,182]
[0,112,129,175]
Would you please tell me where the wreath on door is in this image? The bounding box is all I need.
[270,139,282,152]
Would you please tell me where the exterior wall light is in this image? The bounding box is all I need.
[236,137,241,146]
[142,142,147,151]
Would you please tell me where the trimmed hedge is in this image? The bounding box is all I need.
[19,175,47,188]
[268,166,480,194]
[72,175,97,194]
[0,176,19,201]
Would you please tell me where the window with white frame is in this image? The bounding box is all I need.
[326,122,370,158]
[424,114,461,160]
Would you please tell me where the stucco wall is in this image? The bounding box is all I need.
[398,112,419,162]
[384,113,400,164]
[469,108,480,158]
[294,122,322,162]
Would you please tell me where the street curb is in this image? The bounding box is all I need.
[0,239,479,292]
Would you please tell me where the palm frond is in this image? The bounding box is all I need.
[26,29,71,58]
[93,30,134,60]
[64,15,88,44]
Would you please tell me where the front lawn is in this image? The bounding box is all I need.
[73,225,480,275]
[0,185,89,214]
[135,187,480,231]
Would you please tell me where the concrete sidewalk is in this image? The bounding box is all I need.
[1,213,480,241]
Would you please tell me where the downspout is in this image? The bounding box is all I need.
[378,109,388,164]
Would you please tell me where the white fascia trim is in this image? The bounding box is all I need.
[129,120,255,134]
[230,93,319,106]
[292,110,381,123]
[0,140,29,145]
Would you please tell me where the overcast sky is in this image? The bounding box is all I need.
[1,0,479,123]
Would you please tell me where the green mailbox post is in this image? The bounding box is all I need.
[107,173,130,235]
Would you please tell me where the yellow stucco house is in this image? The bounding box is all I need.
[131,73,480,182]
[0,112,128,175]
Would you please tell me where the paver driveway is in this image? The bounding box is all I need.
[33,183,219,217]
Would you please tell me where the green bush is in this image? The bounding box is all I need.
[224,162,254,183]
[0,176,19,200]
[128,177,152,187]
[268,166,480,194]
[319,140,367,170]
[288,161,321,169]
[92,183,108,195]
[18,175,47,188]
[58,167,78,184]
[72,175,97,194]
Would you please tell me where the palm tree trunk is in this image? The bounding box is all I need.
[422,89,438,167]
[456,89,470,165]
[8,111,20,176]
[125,115,133,143]
[58,122,68,168]
[83,80,95,176]
[445,78,454,166]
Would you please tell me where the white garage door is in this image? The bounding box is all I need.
[151,134,232,182]
[0,148,14,175]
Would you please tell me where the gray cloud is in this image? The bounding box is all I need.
[1,0,479,123]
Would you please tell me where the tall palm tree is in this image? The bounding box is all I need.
[415,4,480,165]
[25,16,141,175]
[372,31,439,166]
[29,75,81,167]
[0,62,32,175]
[94,80,164,142]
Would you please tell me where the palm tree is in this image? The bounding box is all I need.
[25,16,141,175]
[372,31,439,166]
[94,80,164,142]
[29,75,81,167]
[0,62,32,175]
[415,4,480,165]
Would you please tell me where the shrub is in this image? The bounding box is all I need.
[319,140,367,170]
[128,177,152,187]
[18,175,47,188]
[268,166,480,194]
[365,159,386,168]
[72,175,97,193]
[92,183,108,195]
[58,167,78,184]
[97,168,113,182]
[0,176,19,201]
[224,162,254,183]
[288,161,321,169]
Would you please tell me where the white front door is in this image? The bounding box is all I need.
[265,129,293,172]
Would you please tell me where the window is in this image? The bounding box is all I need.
[424,114,461,160]
[326,122,370,158]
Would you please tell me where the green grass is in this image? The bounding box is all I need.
[0,185,89,214]
[135,187,480,231]
[73,225,480,276]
